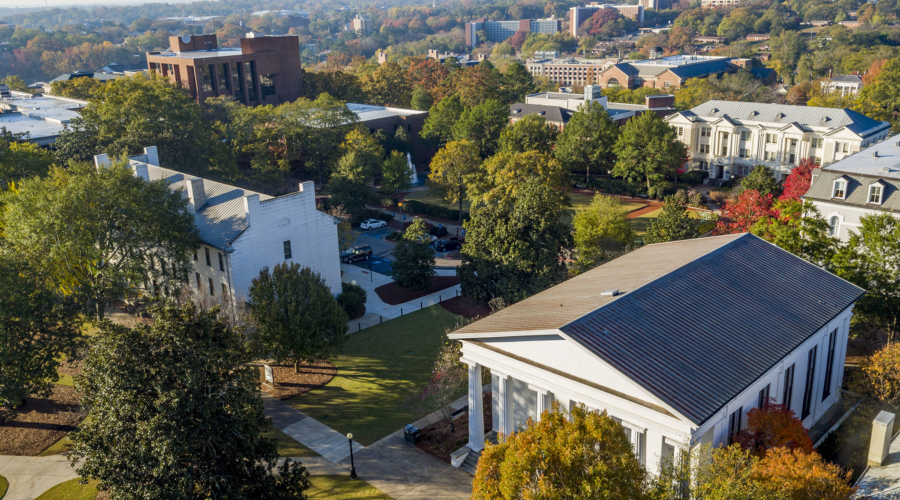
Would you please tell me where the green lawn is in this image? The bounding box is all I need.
[35,479,99,500]
[404,189,470,212]
[308,475,391,499]
[287,306,464,446]
[263,427,319,458]
[628,207,700,236]
[0,475,7,499]
[563,192,647,225]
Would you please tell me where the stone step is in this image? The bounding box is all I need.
[459,449,481,475]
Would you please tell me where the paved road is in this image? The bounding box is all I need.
[0,455,79,500]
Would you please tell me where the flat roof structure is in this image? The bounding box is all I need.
[346,103,427,122]
[0,91,86,146]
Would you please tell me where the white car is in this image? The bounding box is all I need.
[360,219,387,230]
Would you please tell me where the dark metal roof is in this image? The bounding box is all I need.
[560,234,864,425]
[509,103,573,124]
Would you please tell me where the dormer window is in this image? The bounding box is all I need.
[869,182,885,204]
[833,180,847,199]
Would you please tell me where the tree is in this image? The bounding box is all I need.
[499,62,539,104]
[714,189,776,235]
[472,403,647,500]
[654,445,765,500]
[421,94,464,145]
[586,8,622,36]
[0,254,79,422]
[70,301,311,499]
[674,77,716,110]
[454,65,502,107]
[2,162,200,319]
[753,447,855,500]
[52,74,230,179]
[409,340,467,432]
[360,60,413,108]
[644,195,699,244]
[248,263,348,373]
[740,165,782,197]
[780,158,818,201]
[427,140,482,222]
[572,195,634,272]
[391,219,436,290]
[51,77,101,99]
[279,93,358,186]
[0,139,53,186]
[341,127,385,178]
[411,85,433,111]
[458,179,571,304]
[381,150,412,196]
[452,99,510,158]
[751,199,837,265]
[831,213,900,341]
[498,114,558,155]
[327,152,374,222]
[734,402,814,458]
[554,100,620,183]
[861,342,900,406]
[472,151,569,208]
[612,111,689,192]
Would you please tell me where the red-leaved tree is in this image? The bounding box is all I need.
[714,189,776,235]
[734,400,814,458]
[587,9,621,36]
[508,30,528,50]
[779,158,818,202]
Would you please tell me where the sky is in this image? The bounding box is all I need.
[0,0,162,8]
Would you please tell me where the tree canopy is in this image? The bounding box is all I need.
[612,111,688,192]
[497,114,558,155]
[391,218,436,290]
[572,195,634,272]
[554,100,619,183]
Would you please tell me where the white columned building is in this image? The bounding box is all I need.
[449,234,863,472]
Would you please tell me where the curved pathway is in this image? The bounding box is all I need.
[0,455,78,500]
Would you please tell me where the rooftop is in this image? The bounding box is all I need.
[454,233,864,425]
[855,430,900,497]
[346,103,427,122]
[678,100,889,135]
[630,54,729,67]
[151,47,243,59]
[0,91,86,143]
[528,57,612,66]
[822,136,900,179]
[829,74,863,84]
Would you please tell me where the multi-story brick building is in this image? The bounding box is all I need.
[525,57,617,86]
[570,3,644,37]
[597,55,734,90]
[147,33,303,106]
[94,146,341,301]
[464,18,561,47]
[665,100,891,181]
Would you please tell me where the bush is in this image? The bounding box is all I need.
[609,179,638,197]
[429,225,449,237]
[337,282,367,319]
[401,199,469,221]
[647,181,676,200]
[385,231,403,242]
[709,189,732,206]
[679,170,709,185]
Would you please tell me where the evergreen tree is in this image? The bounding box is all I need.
[554,100,619,184]
[391,219,436,290]
[644,195,700,244]
[612,111,689,192]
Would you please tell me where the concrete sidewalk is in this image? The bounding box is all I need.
[0,455,79,500]
[264,396,364,464]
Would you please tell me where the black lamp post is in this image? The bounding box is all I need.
[347,433,358,480]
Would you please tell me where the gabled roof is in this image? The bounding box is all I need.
[829,74,863,84]
[665,58,734,79]
[805,139,900,212]
[688,100,888,136]
[140,163,275,249]
[509,103,574,124]
[456,234,864,425]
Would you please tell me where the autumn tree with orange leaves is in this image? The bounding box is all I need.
[734,401,814,457]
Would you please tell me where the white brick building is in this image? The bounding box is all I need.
[665,100,891,181]
[95,146,341,302]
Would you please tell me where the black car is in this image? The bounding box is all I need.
[434,239,461,252]
[340,245,373,263]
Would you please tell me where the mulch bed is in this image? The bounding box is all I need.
[416,391,493,464]
[0,385,87,456]
[259,361,337,400]
[440,296,491,320]
[375,276,460,306]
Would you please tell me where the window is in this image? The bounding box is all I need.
[823,330,837,400]
[607,77,620,87]
[664,81,671,88]
[813,156,822,166]
[199,64,213,92]
[193,249,198,261]
[869,184,883,204]
[208,278,215,296]
[244,61,258,102]
[728,406,743,444]
[232,63,244,101]
[217,63,229,91]
[260,73,276,97]
[721,145,728,156]
[676,126,683,137]
[205,247,211,266]
[166,63,174,76]
[283,240,292,259]
[833,180,846,199]
[789,138,797,149]
[699,144,710,154]
[699,161,708,171]
[218,252,224,271]
[765,151,777,161]
[811,137,822,149]
[801,346,818,420]
[222,283,228,298]
[739,147,747,158]
[789,153,796,164]
[783,364,795,411]
[765,133,776,144]
[196,272,201,289]
[829,216,839,236]
[701,127,711,137]
[740,130,750,141]
[841,142,849,153]
[758,384,770,409]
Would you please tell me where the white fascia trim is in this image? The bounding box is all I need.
[448,329,562,340]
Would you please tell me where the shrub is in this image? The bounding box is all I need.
[385,231,403,242]
[400,199,470,222]
[337,282,367,319]
[708,189,732,206]
[647,181,676,200]
[429,225,449,237]
[679,170,709,185]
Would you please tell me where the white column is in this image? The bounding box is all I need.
[467,362,485,451]
[530,385,551,421]
[495,371,511,435]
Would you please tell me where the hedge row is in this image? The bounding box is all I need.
[400,199,470,222]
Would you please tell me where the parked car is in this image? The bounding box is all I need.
[360,219,387,230]
[434,239,461,252]
[340,245,373,263]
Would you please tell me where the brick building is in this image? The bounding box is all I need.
[525,57,616,86]
[147,33,303,106]
[597,55,735,90]
[346,103,433,163]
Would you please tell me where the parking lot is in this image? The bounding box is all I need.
[347,227,460,277]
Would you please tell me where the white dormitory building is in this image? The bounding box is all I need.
[448,234,863,475]
[665,100,891,181]
[94,147,341,302]
[804,135,900,242]
[821,74,864,97]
